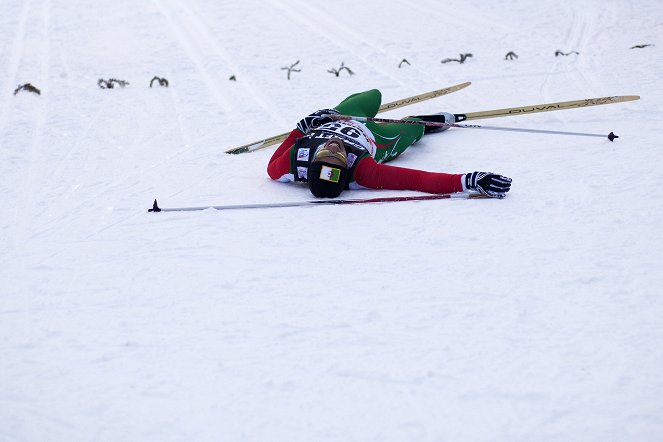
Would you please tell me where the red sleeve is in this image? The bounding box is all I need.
[267,129,304,180]
[354,157,464,194]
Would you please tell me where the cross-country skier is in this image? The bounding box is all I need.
[267,89,512,198]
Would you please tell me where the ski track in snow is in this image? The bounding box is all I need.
[0,0,32,140]
[538,2,602,101]
[154,0,236,116]
[277,0,426,88]
[154,0,288,127]
[1,1,663,441]
[13,0,51,250]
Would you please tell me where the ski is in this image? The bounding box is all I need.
[454,95,640,122]
[224,81,471,154]
[148,193,487,213]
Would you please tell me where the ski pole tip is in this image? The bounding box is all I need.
[608,131,619,141]
[148,199,161,212]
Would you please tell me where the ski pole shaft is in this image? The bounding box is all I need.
[333,115,619,141]
[148,193,488,213]
[454,123,617,140]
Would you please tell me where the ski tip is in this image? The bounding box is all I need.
[148,199,161,212]
[608,131,619,142]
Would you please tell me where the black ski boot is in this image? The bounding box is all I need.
[412,112,456,134]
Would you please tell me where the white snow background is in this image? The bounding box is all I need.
[1,0,662,441]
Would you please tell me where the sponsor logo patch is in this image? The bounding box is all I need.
[297,148,310,161]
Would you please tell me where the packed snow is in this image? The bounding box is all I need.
[1,0,662,440]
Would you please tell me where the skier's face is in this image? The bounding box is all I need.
[313,138,347,168]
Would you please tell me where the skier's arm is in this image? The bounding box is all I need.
[267,109,339,180]
[354,157,464,194]
[267,129,303,180]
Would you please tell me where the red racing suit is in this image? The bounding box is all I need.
[267,122,464,194]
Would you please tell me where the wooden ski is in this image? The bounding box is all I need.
[225,81,471,154]
[455,95,640,121]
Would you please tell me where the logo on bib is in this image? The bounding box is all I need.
[347,153,358,167]
[297,148,310,161]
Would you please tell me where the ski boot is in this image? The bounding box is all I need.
[411,112,456,134]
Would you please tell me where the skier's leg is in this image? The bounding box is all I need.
[334,89,382,117]
[366,120,425,163]
[334,89,424,163]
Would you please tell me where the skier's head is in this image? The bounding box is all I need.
[308,138,349,198]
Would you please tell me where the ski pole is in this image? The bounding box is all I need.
[331,115,619,141]
[148,193,488,213]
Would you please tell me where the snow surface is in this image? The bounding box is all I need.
[1,0,662,440]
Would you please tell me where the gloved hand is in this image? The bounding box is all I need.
[296,109,340,134]
[465,171,512,199]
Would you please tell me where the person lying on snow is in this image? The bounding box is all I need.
[267,88,512,199]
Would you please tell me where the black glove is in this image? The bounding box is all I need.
[465,171,512,199]
[296,109,340,134]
